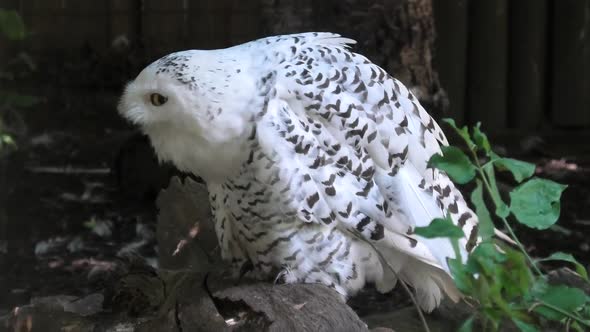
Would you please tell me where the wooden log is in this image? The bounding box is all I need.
[466,0,509,130]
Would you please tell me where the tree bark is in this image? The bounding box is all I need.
[260,0,447,118]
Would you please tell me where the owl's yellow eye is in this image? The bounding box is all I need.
[149,93,168,106]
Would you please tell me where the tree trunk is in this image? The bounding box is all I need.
[260,0,447,118]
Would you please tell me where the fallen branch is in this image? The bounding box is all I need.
[26,166,110,175]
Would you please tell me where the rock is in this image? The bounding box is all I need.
[135,309,178,332]
[2,294,98,332]
[30,293,104,317]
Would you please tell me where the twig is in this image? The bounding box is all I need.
[26,166,111,175]
[535,300,590,328]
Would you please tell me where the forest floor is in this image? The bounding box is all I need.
[1,55,590,329]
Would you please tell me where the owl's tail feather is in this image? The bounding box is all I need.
[371,165,471,311]
[399,258,461,312]
[371,242,461,312]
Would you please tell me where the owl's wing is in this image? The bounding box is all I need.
[252,33,478,310]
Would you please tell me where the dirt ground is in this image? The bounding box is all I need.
[1,52,589,321]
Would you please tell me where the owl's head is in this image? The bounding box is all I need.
[118,51,255,181]
[119,65,200,131]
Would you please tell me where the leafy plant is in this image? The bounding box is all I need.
[415,119,589,331]
[0,9,26,40]
[0,8,37,153]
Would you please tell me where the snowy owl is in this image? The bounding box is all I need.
[119,33,480,312]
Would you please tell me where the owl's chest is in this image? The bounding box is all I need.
[210,184,379,296]
[209,169,308,251]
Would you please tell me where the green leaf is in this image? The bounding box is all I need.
[467,242,505,276]
[500,249,534,299]
[83,218,97,229]
[441,118,459,129]
[0,9,26,40]
[0,91,38,108]
[470,179,495,240]
[509,178,567,230]
[494,157,536,183]
[570,321,590,332]
[537,252,588,280]
[1,134,14,145]
[442,118,476,150]
[457,315,474,332]
[473,122,491,154]
[512,318,537,332]
[415,215,465,239]
[533,284,588,321]
[449,257,473,294]
[428,146,477,184]
[482,162,510,218]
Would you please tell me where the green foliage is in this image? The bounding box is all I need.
[492,155,535,183]
[0,9,26,40]
[472,122,491,154]
[470,180,495,241]
[531,283,588,322]
[0,9,35,154]
[415,215,464,239]
[428,145,476,184]
[418,119,589,331]
[0,91,38,108]
[0,133,15,151]
[482,162,511,218]
[457,316,475,332]
[443,119,477,151]
[509,178,567,230]
[537,252,588,280]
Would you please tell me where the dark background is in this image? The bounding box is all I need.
[0,0,589,318]
[2,0,589,129]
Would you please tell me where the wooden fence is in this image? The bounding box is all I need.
[0,0,264,55]
[1,0,589,132]
[435,0,590,130]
